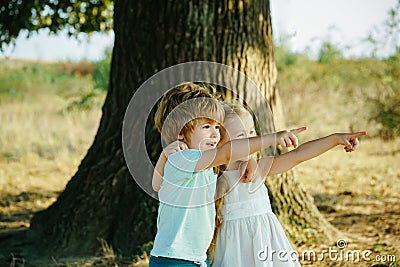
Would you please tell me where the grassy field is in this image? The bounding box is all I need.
[0,57,399,266]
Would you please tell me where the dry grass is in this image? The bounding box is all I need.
[292,137,400,198]
[0,97,102,195]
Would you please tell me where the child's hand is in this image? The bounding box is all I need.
[163,140,188,156]
[335,132,367,152]
[239,158,258,183]
[276,127,307,148]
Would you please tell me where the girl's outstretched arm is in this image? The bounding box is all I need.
[259,131,367,176]
[195,127,307,171]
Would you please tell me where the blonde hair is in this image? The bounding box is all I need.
[208,101,256,263]
[154,83,225,144]
[207,173,229,263]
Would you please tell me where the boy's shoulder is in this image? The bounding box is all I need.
[167,149,203,172]
[168,149,202,160]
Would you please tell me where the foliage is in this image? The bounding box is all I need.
[317,41,343,64]
[274,35,301,71]
[0,0,114,51]
[365,0,400,139]
[275,41,400,139]
[274,46,299,72]
[92,46,112,91]
[369,52,400,139]
[0,59,104,109]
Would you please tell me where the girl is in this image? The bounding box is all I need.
[209,103,366,267]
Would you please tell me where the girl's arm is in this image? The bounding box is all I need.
[195,127,307,171]
[215,174,230,200]
[258,132,367,176]
[239,158,258,183]
[152,141,189,192]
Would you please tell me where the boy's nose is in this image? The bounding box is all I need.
[211,128,219,137]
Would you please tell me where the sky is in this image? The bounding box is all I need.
[1,0,398,61]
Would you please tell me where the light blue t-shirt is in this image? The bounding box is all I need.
[151,150,217,262]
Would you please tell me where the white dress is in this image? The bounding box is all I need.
[212,170,301,267]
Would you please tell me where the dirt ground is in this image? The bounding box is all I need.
[298,193,400,266]
[293,137,400,267]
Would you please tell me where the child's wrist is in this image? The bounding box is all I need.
[332,133,340,145]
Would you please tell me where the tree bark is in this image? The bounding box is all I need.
[29,0,339,256]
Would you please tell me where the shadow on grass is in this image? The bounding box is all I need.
[0,191,59,266]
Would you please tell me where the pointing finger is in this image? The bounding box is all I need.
[351,131,367,138]
[290,126,308,135]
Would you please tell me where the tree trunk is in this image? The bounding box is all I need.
[29,0,339,256]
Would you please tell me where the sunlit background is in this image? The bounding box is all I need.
[1,0,398,61]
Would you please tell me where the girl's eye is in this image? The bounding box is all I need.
[203,125,210,129]
[215,125,220,129]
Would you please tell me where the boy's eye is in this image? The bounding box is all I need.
[237,133,245,137]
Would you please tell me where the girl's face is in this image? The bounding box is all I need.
[223,112,256,161]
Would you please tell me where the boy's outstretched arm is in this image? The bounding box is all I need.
[195,127,307,171]
[263,131,367,176]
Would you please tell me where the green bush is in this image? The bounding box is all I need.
[93,47,112,91]
[369,52,400,139]
[318,41,343,64]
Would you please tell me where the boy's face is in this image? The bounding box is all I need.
[181,119,221,150]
